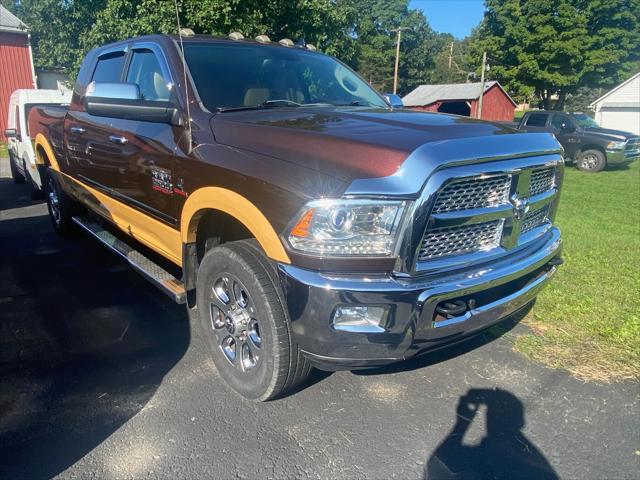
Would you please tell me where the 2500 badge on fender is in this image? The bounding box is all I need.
[28,32,563,400]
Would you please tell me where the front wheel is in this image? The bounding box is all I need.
[195,240,312,401]
[576,149,606,172]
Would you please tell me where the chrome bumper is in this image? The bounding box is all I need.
[607,146,640,165]
[278,228,562,369]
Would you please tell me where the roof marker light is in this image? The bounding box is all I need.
[279,38,294,47]
[179,28,195,37]
[229,31,244,40]
[255,35,271,43]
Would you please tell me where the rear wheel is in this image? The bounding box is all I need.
[9,152,25,184]
[45,168,78,235]
[195,240,312,401]
[576,149,606,172]
[24,160,44,199]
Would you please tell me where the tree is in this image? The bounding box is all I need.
[470,0,640,109]
[578,0,640,89]
[9,0,106,72]
[429,34,474,85]
[350,0,444,94]
[81,0,359,72]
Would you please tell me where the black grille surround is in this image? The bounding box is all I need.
[414,162,561,268]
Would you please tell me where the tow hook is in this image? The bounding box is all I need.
[436,299,469,318]
[548,257,564,267]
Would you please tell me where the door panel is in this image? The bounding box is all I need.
[65,50,128,183]
[551,114,581,159]
[66,46,182,228]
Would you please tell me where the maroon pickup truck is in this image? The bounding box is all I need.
[29,33,564,400]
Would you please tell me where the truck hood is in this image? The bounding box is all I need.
[210,107,520,183]
[583,127,638,141]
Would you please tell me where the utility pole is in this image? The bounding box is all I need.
[477,51,487,119]
[448,41,454,70]
[392,27,407,94]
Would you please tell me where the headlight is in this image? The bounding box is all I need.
[607,141,626,151]
[287,199,406,256]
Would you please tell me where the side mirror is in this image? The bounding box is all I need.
[85,81,182,126]
[383,93,404,109]
[4,128,17,139]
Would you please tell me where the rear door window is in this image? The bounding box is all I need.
[92,51,126,83]
[525,113,549,127]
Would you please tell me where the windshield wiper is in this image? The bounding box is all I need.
[217,99,303,113]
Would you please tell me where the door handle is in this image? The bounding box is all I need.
[70,126,86,134]
[109,135,128,145]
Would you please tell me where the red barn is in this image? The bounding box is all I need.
[402,81,516,121]
[0,4,36,140]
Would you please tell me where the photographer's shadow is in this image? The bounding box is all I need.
[425,388,558,480]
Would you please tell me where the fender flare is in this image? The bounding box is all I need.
[34,133,61,171]
[181,187,291,264]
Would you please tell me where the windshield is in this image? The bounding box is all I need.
[183,42,388,112]
[571,113,600,128]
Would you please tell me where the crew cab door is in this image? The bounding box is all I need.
[65,48,128,185]
[67,43,181,226]
[550,113,581,160]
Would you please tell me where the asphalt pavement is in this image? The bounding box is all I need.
[0,157,638,479]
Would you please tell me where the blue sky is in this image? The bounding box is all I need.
[409,0,485,39]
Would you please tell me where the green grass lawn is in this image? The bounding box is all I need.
[515,160,640,382]
[0,142,7,158]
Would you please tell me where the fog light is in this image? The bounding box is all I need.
[332,306,387,333]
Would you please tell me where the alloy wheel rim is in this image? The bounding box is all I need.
[209,273,262,372]
[48,177,61,224]
[581,154,599,170]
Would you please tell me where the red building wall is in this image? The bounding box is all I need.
[469,84,515,121]
[0,31,35,140]
[407,84,516,122]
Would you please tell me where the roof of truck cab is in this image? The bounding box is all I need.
[95,33,321,52]
[10,89,72,106]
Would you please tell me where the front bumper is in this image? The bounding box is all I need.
[607,146,640,165]
[278,228,562,370]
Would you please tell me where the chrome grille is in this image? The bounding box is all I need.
[521,205,550,234]
[432,175,511,214]
[418,220,504,260]
[529,168,555,197]
[625,138,640,150]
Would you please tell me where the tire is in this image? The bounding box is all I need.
[576,149,606,172]
[195,240,312,401]
[45,167,78,235]
[9,152,26,184]
[24,160,44,200]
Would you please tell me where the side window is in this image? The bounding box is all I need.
[126,49,171,101]
[551,114,570,130]
[92,51,126,83]
[525,113,548,127]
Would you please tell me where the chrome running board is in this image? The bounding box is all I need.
[72,216,186,304]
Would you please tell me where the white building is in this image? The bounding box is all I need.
[590,73,640,135]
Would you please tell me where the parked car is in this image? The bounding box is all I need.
[514,111,640,172]
[5,89,72,196]
[29,34,564,400]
